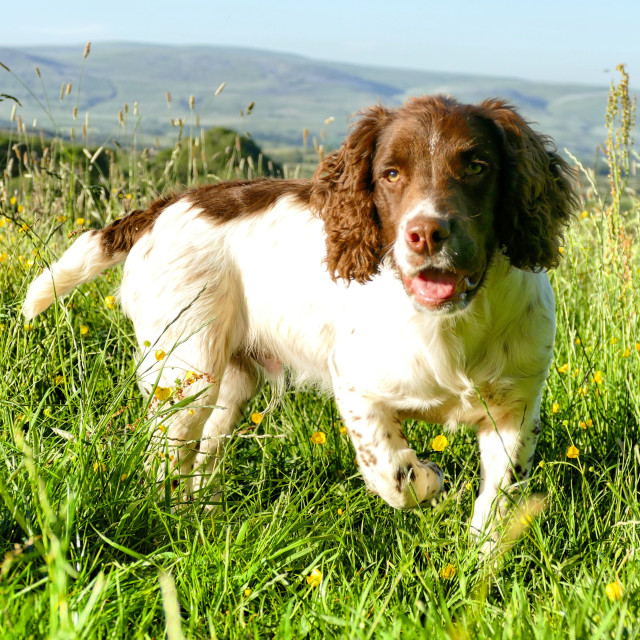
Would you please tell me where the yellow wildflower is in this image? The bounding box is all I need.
[605,581,623,601]
[538,460,545,469]
[575,338,581,345]
[0,252,7,262]
[251,412,264,425]
[551,402,560,413]
[311,431,327,445]
[337,508,343,515]
[154,386,172,401]
[24,322,33,331]
[558,246,564,254]
[557,363,570,374]
[17,205,24,214]
[593,371,603,385]
[57,215,67,223]
[610,337,618,345]
[306,568,322,588]
[622,348,630,358]
[636,343,640,352]
[432,434,448,451]
[93,462,105,472]
[9,196,16,205]
[104,295,116,309]
[120,473,128,482]
[188,409,195,416]
[577,385,588,396]
[76,217,85,226]
[0,217,6,227]
[440,564,456,580]
[79,324,89,335]
[244,588,252,597]
[155,349,166,361]
[339,426,347,435]
[580,210,589,219]
[566,445,579,459]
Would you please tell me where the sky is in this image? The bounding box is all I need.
[3,0,639,87]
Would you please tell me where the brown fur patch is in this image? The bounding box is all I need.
[187,178,312,222]
[100,195,177,258]
[99,179,312,258]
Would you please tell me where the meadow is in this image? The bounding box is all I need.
[0,56,638,639]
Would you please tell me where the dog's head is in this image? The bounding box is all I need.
[311,95,577,313]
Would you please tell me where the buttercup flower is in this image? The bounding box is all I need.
[551,402,560,413]
[311,431,327,445]
[566,445,579,459]
[306,568,322,588]
[432,434,448,451]
[440,564,456,580]
[593,371,604,385]
[251,412,264,425]
[154,387,172,401]
[79,324,89,335]
[104,295,116,309]
[76,217,85,226]
[557,363,570,374]
[605,581,623,601]
[155,349,166,361]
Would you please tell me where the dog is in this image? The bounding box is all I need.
[23,95,576,535]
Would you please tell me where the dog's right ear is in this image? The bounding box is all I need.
[311,105,391,284]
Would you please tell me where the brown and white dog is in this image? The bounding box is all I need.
[23,96,576,536]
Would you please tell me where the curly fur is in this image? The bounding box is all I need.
[311,105,390,283]
[478,99,577,270]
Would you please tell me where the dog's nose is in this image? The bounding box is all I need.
[405,217,451,255]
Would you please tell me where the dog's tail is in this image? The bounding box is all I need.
[22,206,163,319]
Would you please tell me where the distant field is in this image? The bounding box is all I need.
[0,42,620,160]
[0,56,638,638]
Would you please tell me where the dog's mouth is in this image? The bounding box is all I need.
[401,267,484,310]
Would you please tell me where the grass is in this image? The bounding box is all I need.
[0,59,639,638]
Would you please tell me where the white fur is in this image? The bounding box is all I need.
[23,194,555,530]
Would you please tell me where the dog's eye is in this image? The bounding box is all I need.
[386,170,401,182]
[465,161,486,177]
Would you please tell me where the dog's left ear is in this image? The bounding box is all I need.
[311,105,391,283]
[482,99,578,270]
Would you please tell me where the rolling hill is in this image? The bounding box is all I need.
[0,42,620,160]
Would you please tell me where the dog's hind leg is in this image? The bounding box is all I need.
[190,355,264,497]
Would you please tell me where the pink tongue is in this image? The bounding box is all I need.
[409,271,459,301]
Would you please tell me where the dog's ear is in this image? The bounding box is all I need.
[482,99,577,271]
[311,105,390,283]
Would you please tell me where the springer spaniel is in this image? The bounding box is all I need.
[23,96,576,536]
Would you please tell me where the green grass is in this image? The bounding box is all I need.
[0,65,639,639]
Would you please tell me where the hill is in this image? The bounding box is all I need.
[0,42,621,159]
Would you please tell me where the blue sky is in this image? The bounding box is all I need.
[4,0,639,86]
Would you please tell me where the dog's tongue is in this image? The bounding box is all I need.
[405,270,459,304]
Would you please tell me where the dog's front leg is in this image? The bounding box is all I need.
[334,388,443,509]
[470,402,542,542]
